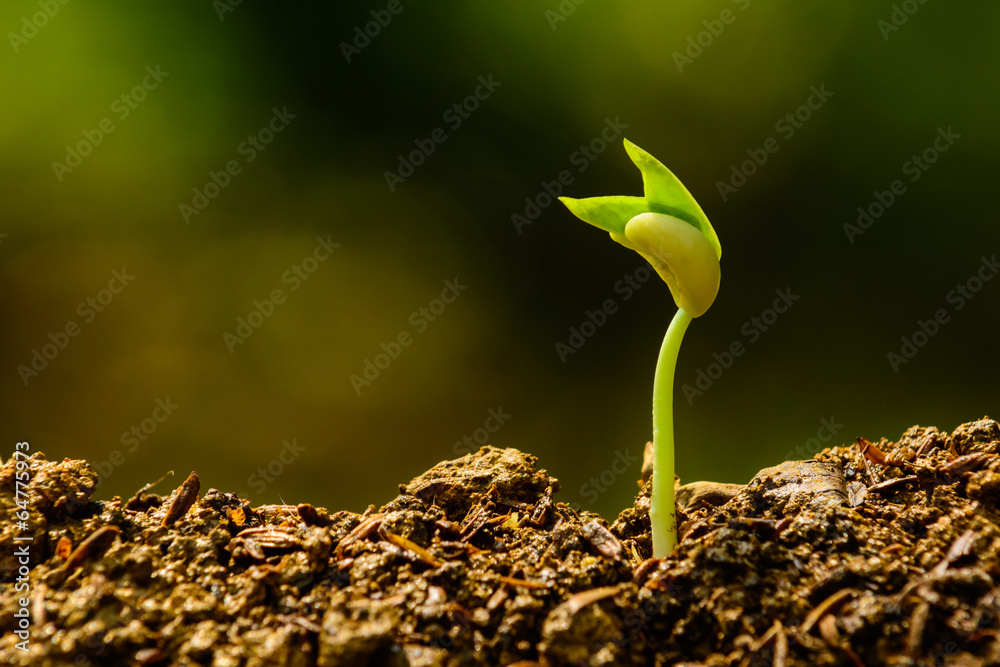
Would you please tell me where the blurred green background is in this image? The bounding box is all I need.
[2,2,998,520]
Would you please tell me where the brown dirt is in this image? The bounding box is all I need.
[2,417,1000,667]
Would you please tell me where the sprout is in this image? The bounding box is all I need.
[559,139,722,557]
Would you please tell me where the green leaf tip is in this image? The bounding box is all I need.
[623,139,721,260]
[556,195,647,236]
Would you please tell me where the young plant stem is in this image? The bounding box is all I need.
[650,307,692,558]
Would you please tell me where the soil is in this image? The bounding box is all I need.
[3,417,1000,667]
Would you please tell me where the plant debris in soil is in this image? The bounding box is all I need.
[3,417,1000,666]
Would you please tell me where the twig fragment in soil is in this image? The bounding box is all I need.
[858,437,905,468]
[436,540,484,558]
[559,586,618,615]
[529,485,555,526]
[738,620,785,667]
[896,529,977,603]
[932,528,976,575]
[867,476,918,496]
[335,513,383,559]
[879,543,905,556]
[486,511,517,529]
[54,535,72,561]
[162,471,200,526]
[278,614,322,634]
[378,525,443,567]
[408,476,464,503]
[255,504,299,524]
[489,575,552,590]
[434,518,463,537]
[857,439,879,486]
[801,588,855,634]
[906,600,930,658]
[817,614,839,646]
[460,485,499,540]
[581,520,623,561]
[774,625,789,667]
[938,452,997,478]
[486,586,508,611]
[816,615,868,667]
[58,525,120,578]
[230,527,303,561]
[632,558,661,586]
[134,648,166,666]
[914,434,936,458]
[31,584,47,626]
[124,469,174,511]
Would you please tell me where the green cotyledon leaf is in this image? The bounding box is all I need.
[557,195,648,236]
[558,140,721,260]
[558,195,701,238]
[623,139,721,260]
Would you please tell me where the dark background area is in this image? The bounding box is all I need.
[1,2,997,520]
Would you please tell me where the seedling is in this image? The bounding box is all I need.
[559,139,722,557]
